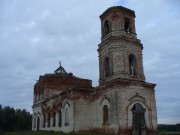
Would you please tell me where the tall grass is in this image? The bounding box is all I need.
[0,131,103,135]
[1,131,180,135]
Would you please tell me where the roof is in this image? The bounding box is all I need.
[100,6,135,19]
[34,63,92,94]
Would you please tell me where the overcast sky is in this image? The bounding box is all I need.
[0,0,179,124]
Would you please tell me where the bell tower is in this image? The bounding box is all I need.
[98,6,145,84]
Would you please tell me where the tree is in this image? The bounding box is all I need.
[0,104,32,131]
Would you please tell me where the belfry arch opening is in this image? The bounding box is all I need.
[129,54,137,75]
[104,57,110,77]
[124,18,131,33]
[104,20,110,35]
[132,103,146,135]
[103,105,109,124]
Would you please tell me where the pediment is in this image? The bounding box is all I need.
[129,93,145,103]
[100,96,110,105]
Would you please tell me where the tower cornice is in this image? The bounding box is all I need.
[100,6,135,20]
[98,36,143,52]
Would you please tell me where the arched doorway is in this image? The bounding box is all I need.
[37,116,40,131]
[132,103,146,135]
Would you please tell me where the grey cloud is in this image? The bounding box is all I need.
[0,0,117,113]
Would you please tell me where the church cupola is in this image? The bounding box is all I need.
[100,6,137,41]
[98,6,145,84]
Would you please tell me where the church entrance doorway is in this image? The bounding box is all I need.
[132,103,146,135]
[37,116,40,131]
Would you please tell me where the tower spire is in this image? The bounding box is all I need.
[59,61,61,67]
[54,61,68,74]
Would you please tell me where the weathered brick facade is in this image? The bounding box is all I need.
[32,6,157,135]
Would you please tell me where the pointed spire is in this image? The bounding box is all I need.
[59,61,61,67]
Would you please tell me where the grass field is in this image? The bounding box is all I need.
[0,131,102,135]
[1,131,180,135]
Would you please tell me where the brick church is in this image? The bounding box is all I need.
[32,6,157,135]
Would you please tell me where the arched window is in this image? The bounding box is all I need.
[47,112,50,127]
[129,54,136,75]
[52,112,56,127]
[34,116,36,129]
[132,103,146,135]
[124,18,131,33]
[65,108,69,126]
[43,114,46,128]
[104,57,110,77]
[104,20,110,35]
[37,116,40,131]
[58,110,62,127]
[103,105,109,124]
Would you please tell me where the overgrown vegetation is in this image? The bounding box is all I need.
[158,124,180,132]
[0,131,104,135]
[0,104,180,135]
[0,104,32,131]
[0,131,180,135]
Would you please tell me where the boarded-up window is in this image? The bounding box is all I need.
[103,105,109,124]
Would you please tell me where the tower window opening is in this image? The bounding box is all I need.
[104,57,110,77]
[129,54,136,75]
[103,105,109,124]
[104,20,110,35]
[124,18,130,33]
